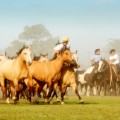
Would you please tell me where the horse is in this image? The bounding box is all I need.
[77,62,100,96]
[45,50,84,104]
[97,59,118,96]
[0,46,32,103]
[24,53,49,102]
[27,49,73,103]
[59,50,84,104]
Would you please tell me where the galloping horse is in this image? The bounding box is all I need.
[24,53,49,101]
[77,62,99,96]
[27,49,72,103]
[46,50,84,104]
[0,46,32,103]
[59,51,84,104]
[97,59,118,95]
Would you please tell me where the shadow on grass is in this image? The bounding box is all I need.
[0,99,100,106]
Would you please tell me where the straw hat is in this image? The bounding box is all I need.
[62,37,69,43]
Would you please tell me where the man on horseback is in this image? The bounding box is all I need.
[109,49,120,74]
[51,37,69,60]
[90,49,102,65]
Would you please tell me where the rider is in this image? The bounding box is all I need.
[90,49,102,65]
[109,49,120,74]
[51,37,69,60]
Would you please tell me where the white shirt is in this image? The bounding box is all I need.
[109,53,119,64]
[53,44,64,52]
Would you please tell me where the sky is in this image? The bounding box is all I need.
[0,0,120,67]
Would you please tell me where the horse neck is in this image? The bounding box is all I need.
[63,64,74,72]
[17,55,27,69]
[52,57,64,72]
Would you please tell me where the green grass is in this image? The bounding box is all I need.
[0,96,120,120]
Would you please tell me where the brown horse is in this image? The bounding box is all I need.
[0,46,32,103]
[49,51,83,104]
[27,49,72,103]
[60,51,83,104]
[24,53,49,101]
[97,59,118,96]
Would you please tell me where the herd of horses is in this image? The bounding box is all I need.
[0,45,120,105]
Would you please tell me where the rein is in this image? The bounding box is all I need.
[100,63,109,73]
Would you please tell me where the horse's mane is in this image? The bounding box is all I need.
[40,53,48,57]
[33,55,40,61]
[16,45,28,56]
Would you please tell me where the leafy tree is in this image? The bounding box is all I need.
[18,24,52,42]
[5,24,58,58]
[104,39,120,57]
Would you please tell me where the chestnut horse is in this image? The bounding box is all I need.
[49,51,84,104]
[27,49,72,103]
[61,51,83,104]
[24,53,49,101]
[0,46,32,103]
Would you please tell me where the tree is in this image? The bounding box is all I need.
[104,39,120,57]
[18,24,52,42]
[5,24,58,58]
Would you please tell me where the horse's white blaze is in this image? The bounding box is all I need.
[85,66,94,74]
[98,61,103,72]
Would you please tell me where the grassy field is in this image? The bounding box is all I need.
[0,96,120,120]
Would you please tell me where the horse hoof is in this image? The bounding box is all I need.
[32,96,39,104]
[80,99,84,104]
[12,96,17,101]
[6,98,10,104]
[61,102,65,105]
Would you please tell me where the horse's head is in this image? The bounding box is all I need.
[60,49,72,63]
[71,50,80,68]
[17,46,32,66]
[98,59,108,73]
[39,53,49,62]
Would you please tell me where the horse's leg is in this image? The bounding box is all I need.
[70,83,84,104]
[86,85,90,96]
[33,82,45,104]
[61,85,67,105]
[48,83,60,104]
[0,76,7,101]
[12,80,20,103]
[26,78,33,103]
